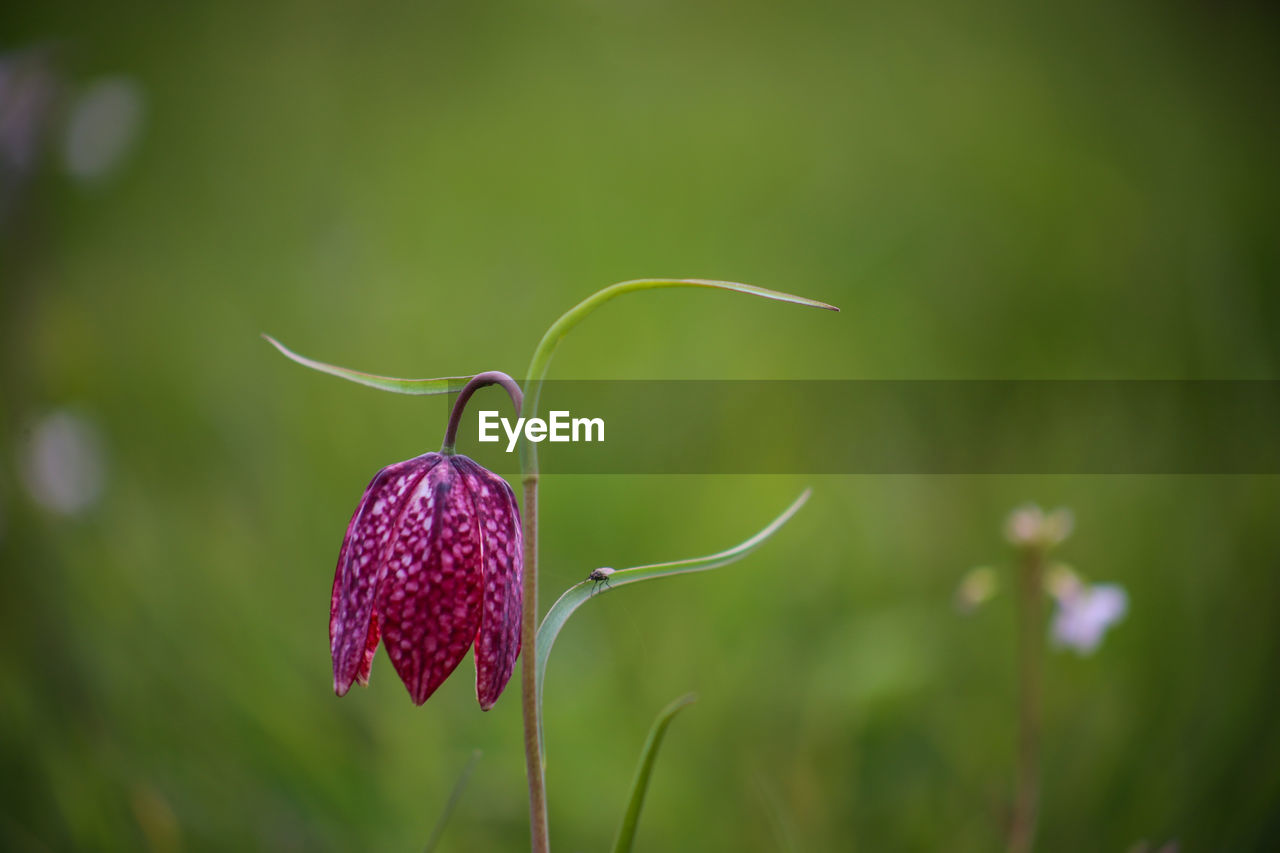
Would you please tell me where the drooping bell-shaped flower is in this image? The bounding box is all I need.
[329,451,523,709]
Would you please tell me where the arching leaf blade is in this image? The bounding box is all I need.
[525,279,837,392]
[262,334,472,395]
[534,488,811,713]
[519,278,838,475]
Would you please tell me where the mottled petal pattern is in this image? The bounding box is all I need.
[330,454,439,696]
[354,612,380,687]
[329,451,523,709]
[455,457,524,710]
[377,460,485,705]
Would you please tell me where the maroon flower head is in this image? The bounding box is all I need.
[329,451,523,709]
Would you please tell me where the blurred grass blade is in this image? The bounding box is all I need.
[424,749,482,853]
[535,488,811,714]
[263,334,472,395]
[612,693,697,853]
[754,774,797,853]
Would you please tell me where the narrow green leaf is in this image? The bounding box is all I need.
[535,488,811,713]
[424,749,482,853]
[525,279,838,393]
[262,334,472,396]
[519,279,838,475]
[612,693,697,853]
[631,278,840,313]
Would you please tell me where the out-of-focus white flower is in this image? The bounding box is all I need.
[17,409,107,515]
[1004,504,1073,550]
[1051,581,1127,655]
[63,76,144,181]
[955,565,999,613]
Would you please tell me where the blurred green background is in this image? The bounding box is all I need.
[2,0,1278,850]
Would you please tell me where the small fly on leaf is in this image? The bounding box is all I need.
[587,567,615,596]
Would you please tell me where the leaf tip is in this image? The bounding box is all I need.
[262,333,290,356]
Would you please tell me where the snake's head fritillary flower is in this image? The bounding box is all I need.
[329,452,523,709]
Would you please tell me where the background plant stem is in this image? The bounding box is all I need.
[1009,545,1045,853]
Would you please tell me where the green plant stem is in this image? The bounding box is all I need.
[515,279,835,853]
[516,281,722,853]
[1009,546,1045,853]
[519,474,548,853]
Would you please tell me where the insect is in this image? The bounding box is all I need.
[586,567,616,596]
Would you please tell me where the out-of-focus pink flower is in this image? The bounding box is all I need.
[1050,580,1127,655]
[1004,504,1074,550]
[329,452,522,709]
